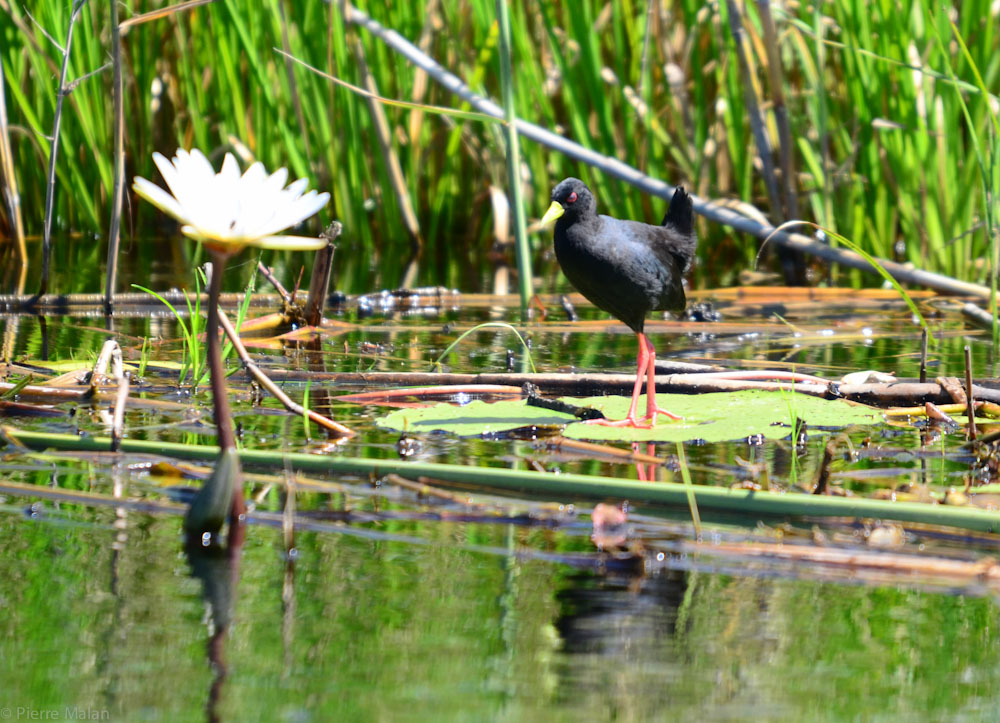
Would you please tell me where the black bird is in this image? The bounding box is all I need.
[541,178,697,427]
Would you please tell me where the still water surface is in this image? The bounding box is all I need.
[2,287,999,720]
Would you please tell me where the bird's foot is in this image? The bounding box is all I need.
[648,405,683,423]
[584,407,683,428]
[585,415,655,429]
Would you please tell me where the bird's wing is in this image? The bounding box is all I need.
[594,217,689,313]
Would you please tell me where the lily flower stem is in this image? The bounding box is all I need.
[207,249,246,527]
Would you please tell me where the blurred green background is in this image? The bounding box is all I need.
[1,0,997,295]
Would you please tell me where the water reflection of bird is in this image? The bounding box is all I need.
[541,178,697,427]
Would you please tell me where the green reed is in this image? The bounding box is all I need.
[1,0,997,298]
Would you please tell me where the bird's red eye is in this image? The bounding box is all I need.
[567,191,578,203]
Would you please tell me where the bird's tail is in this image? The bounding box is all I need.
[661,186,694,236]
[661,186,697,274]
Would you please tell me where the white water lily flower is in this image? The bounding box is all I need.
[133,148,329,253]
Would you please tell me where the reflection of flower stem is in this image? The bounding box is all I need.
[184,521,244,721]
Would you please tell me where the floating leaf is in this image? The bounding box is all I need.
[377,399,572,437]
[377,390,883,442]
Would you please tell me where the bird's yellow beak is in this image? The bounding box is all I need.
[540,201,565,226]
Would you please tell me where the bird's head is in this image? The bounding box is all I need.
[541,177,596,226]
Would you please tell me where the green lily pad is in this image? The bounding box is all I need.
[376,390,883,442]
[377,399,573,437]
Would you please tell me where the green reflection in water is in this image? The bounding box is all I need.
[2,508,999,720]
[2,296,999,719]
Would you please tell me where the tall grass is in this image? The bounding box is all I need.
[0,1,997,296]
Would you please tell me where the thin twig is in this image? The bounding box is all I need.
[110,373,129,452]
[118,0,215,33]
[337,384,523,405]
[276,49,498,124]
[256,261,293,303]
[384,473,492,508]
[21,4,64,51]
[40,0,87,297]
[91,339,128,450]
[63,62,110,92]
[216,307,355,437]
[92,338,124,384]
[547,436,662,465]
[920,326,929,383]
[104,0,126,314]
[304,222,342,327]
[965,345,977,441]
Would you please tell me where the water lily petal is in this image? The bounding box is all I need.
[188,149,218,181]
[180,224,246,250]
[255,191,330,238]
[283,177,310,199]
[236,164,268,212]
[179,224,211,242]
[238,162,286,237]
[178,224,208,242]
[248,234,329,251]
[173,150,209,197]
[240,161,267,186]
[162,150,220,233]
[220,153,241,184]
[207,153,241,232]
[151,152,186,205]
[135,147,327,252]
[163,152,198,214]
[264,167,289,195]
[133,177,187,223]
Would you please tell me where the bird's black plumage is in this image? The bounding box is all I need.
[548,178,697,333]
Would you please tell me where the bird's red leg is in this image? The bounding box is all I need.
[586,332,652,427]
[585,333,681,428]
[634,442,658,481]
[625,335,648,421]
[643,335,682,424]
